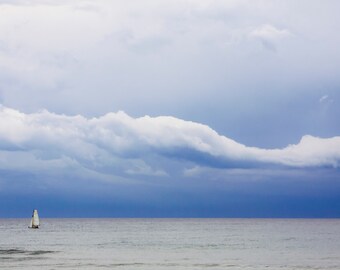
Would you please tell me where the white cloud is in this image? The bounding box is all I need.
[319,95,333,104]
[183,166,311,181]
[249,24,292,51]
[183,166,202,177]
[0,0,339,165]
[250,24,292,41]
[319,95,329,103]
[125,160,168,177]
[0,106,339,181]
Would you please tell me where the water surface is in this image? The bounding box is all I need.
[1,219,339,269]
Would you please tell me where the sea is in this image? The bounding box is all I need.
[0,219,339,269]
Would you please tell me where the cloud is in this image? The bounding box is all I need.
[0,1,339,179]
[0,0,339,140]
[319,95,333,104]
[251,24,291,40]
[250,24,292,51]
[319,95,329,103]
[0,106,339,181]
[125,161,168,177]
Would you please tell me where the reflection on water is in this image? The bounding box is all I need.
[1,219,340,269]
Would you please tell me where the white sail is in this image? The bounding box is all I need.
[29,209,40,228]
[33,210,40,226]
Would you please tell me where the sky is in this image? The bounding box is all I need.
[0,0,339,217]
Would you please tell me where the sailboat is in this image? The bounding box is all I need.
[28,209,40,229]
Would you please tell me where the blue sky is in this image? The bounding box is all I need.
[0,0,339,217]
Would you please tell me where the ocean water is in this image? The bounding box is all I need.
[0,219,339,269]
